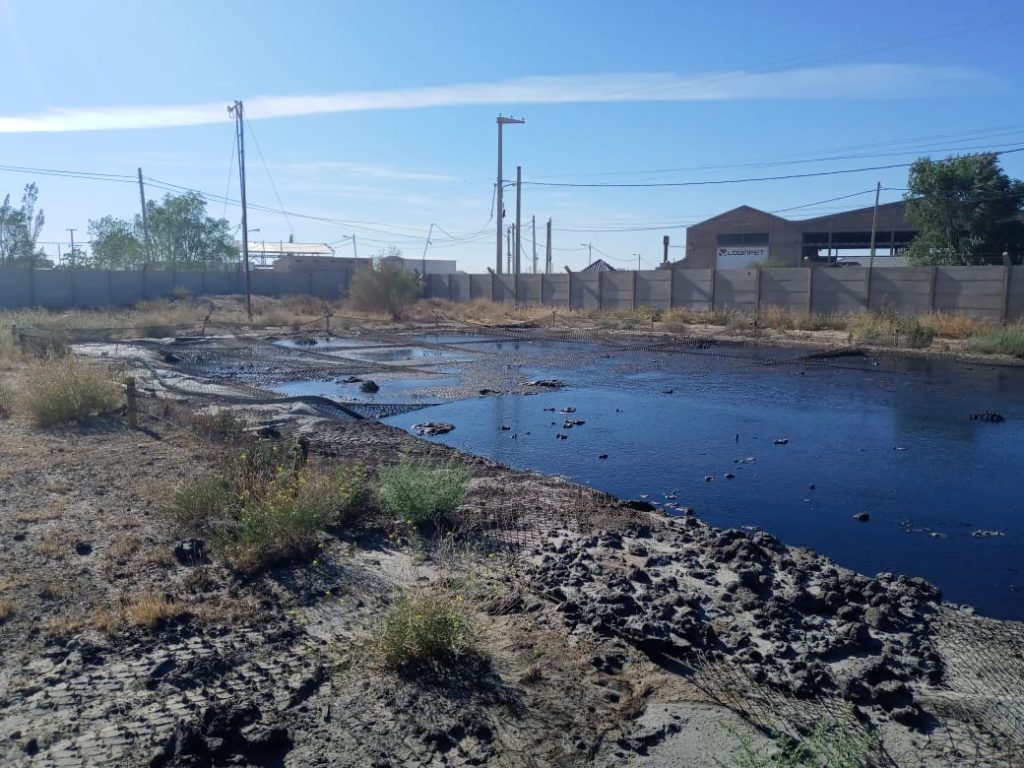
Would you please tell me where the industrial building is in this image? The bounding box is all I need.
[680,201,917,269]
[381,254,457,276]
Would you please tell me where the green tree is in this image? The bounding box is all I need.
[87,215,144,269]
[349,249,420,320]
[145,192,237,267]
[905,153,1024,266]
[0,183,45,265]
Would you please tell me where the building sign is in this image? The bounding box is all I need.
[717,246,769,269]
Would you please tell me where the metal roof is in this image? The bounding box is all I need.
[245,242,335,256]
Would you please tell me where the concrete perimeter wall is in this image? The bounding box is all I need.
[0,268,356,310]
[421,266,1024,322]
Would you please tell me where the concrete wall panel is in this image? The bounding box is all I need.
[760,269,810,313]
[811,268,869,314]
[494,275,516,303]
[600,272,634,310]
[714,269,758,312]
[1007,267,1024,321]
[934,266,1004,318]
[571,273,600,310]
[517,275,543,305]
[69,271,112,307]
[542,274,570,306]
[868,267,933,313]
[671,269,713,310]
[469,274,492,300]
[0,268,32,309]
[33,271,73,309]
[143,271,174,300]
[425,274,448,299]
[635,271,671,310]
[108,271,144,306]
[173,272,205,297]
[450,274,470,303]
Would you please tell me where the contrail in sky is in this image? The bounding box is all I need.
[0,65,1000,133]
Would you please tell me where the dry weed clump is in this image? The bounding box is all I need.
[16,355,121,426]
[0,381,13,417]
[918,311,993,340]
[123,592,185,629]
[173,441,368,569]
[377,458,471,529]
[966,325,1024,357]
[0,599,15,622]
[848,311,934,349]
[371,589,480,672]
[756,305,848,332]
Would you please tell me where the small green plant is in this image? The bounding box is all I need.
[348,262,421,320]
[849,311,934,349]
[172,444,367,568]
[718,719,880,768]
[0,382,13,418]
[17,356,121,426]
[377,458,471,528]
[371,589,479,672]
[967,325,1024,357]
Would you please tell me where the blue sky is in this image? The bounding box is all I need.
[2,0,1023,271]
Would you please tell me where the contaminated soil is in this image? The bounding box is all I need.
[1,316,1023,767]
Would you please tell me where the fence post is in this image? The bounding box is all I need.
[754,267,763,316]
[1001,265,1011,322]
[806,267,814,315]
[631,270,637,310]
[447,274,454,303]
[567,270,574,310]
[864,266,873,311]
[106,270,114,306]
[928,267,938,312]
[710,269,718,311]
[668,267,676,309]
[126,376,138,429]
[598,271,606,309]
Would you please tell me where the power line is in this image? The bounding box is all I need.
[244,117,293,238]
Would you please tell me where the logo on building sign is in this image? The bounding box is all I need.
[717,247,769,259]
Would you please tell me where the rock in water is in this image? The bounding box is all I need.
[360,380,380,393]
[853,512,871,522]
[413,422,455,436]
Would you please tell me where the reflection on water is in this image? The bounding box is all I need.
[384,343,1024,621]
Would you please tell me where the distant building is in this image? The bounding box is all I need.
[678,201,918,269]
[381,255,457,276]
[246,241,336,269]
[271,251,372,274]
[580,258,616,272]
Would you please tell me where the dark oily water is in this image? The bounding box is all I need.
[385,341,1024,621]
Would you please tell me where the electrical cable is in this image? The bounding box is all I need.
[244,117,293,237]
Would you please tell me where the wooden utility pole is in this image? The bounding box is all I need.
[137,168,151,268]
[546,218,552,273]
[351,234,357,259]
[531,215,537,274]
[67,229,76,268]
[229,100,252,320]
[506,227,512,273]
[496,115,525,274]
[869,181,881,263]
[514,166,522,275]
[421,223,433,280]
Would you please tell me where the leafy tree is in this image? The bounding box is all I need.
[905,153,1024,266]
[145,192,237,266]
[0,183,45,265]
[349,249,420,319]
[87,215,144,269]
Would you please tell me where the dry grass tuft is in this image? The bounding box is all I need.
[0,599,15,622]
[371,588,480,672]
[15,499,66,523]
[123,592,185,629]
[108,533,142,562]
[918,312,993,340]
[36,532,71,559]
[16,355,121,426]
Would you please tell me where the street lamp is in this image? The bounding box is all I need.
[496,115,525,274]
[580,242,592,265]
[633,253,641,270]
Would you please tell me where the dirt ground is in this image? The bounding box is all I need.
[1,316,1023,767]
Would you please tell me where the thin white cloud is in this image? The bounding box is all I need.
[281,161,457,182]
[0,65,1000,134]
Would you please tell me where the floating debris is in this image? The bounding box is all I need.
[970,411,1006,423]
[972,529,1006,538]
[597,454,608,460]
[413,422,455,436]
[724,472,736,480]
[853,512,871,522]
[773,438,789,445]
[528,379,566,388]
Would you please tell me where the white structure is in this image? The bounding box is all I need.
[381,255,457,276]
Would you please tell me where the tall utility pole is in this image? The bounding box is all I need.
[514,166,522,275]
[421,223,434,280]
[581,242,593,265]
[531,215,537,274]
[495,115,524,274]
[506,227,512,273]
[67,229,77,268]
[137,168,151,268]
[869,181,881,264]
[633,253,641,271]
[228,100,252,320]
[351,234,358,259]
[546,218,552,273]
